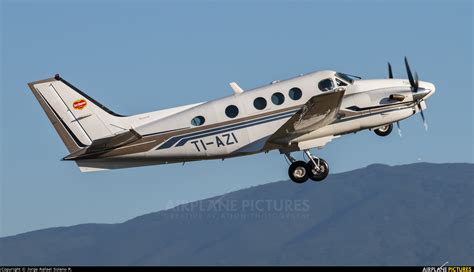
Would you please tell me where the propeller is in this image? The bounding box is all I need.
[420,108,428,131]
[396,121,402,137]
[404,56,428,131]
[388,62,393,79]
[404,56,419,92]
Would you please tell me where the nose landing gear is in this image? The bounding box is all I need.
[374,123,393,136]
[285,150,330,183]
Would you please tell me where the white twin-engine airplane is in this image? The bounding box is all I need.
[28,57,435,183]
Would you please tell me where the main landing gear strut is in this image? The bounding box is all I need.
[285,150,329,183]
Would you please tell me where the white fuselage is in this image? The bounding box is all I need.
[82,70,434,169]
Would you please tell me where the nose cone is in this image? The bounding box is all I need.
[425,82,436,97]
[415,81,436,100]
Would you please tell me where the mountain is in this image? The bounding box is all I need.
[1,162,473,266]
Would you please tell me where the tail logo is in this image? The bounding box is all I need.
[73,99,87,110]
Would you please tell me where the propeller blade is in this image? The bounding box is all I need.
[396,121,402,137]
[414,72,419,92]
[404,57,417,91]
[388,62,393,79]
[418,104,428,131]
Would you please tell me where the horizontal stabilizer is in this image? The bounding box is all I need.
[63,129,141,160]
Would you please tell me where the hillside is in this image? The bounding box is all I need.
[1,162,473,265]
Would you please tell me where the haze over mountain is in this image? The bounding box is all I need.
[1,162,473,266]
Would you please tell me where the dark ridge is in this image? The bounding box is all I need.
[0,162,472,266]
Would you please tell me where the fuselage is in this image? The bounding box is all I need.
[81,70,434,169]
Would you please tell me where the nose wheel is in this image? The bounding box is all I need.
[374,123,393,136]
[285,151,330,183]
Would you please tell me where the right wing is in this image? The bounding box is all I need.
[268,88,345,144]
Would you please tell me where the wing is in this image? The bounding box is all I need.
[268,88,345,144]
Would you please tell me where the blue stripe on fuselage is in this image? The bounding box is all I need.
[174,111,295,147]
[157,109,298,150]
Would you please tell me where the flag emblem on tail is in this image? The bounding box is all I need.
[73,99,87,110]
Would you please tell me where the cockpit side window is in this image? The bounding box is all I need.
[335,78,348,87]
[335,72,356,84]
[318,78,334,92]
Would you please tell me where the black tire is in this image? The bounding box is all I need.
[374,123,393,137]
[307,158,329,182]
[288,161,309,183]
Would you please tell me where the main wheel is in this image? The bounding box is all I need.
[307,158,329,182]
[288,161,309,183]
[374,124,393,137]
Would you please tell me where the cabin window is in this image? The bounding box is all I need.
[288,87,302,100]
[225,105,239,118]
[271,92,285,105]
[318,78,334,92]
[253,97,267,110]
[191,116,205,126]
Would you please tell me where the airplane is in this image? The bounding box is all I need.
[27,57,435,183]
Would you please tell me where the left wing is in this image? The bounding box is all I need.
[268,88,345,144]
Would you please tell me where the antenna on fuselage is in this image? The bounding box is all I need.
[229,82,244,94]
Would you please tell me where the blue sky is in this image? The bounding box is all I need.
[1,0,472,237]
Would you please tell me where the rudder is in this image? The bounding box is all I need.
[28,75,129,153]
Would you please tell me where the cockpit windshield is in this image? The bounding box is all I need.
[335,72,359,84]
